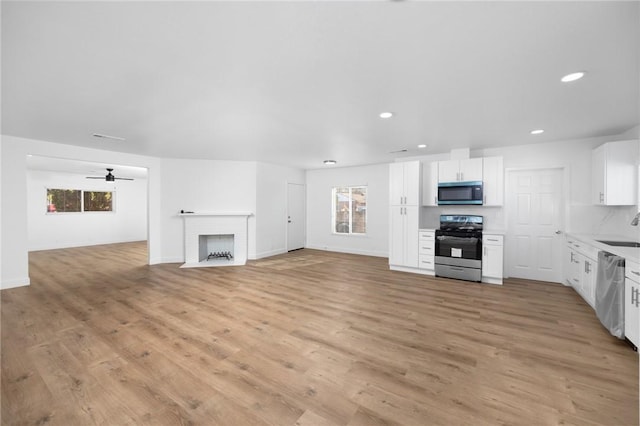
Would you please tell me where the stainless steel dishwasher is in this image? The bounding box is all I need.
[595,251,625,339]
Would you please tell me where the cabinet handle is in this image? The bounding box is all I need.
[460,172,464,181]
[487,238,499,242]
[484,247,487,256]
[484,195,487,204]
[434,196,437,204]
[570,252,574,262]
[636,288,640,308]
[633,287,638,307]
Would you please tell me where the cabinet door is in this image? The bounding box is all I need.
[459,158,483,182]
[389,163,405,205]
[624,278,639,348]
[482,157,504,206]
[482,244,504,279]
[389,206,405,265]
[582,257,597,308]
[438,160,460,183]
[591,145,606,205]
[604,140,638,205]
[404,206,419,267]
[565,245,582,289]
[422,162,438,206]
[404,161,421,206]
[591,140,639,206]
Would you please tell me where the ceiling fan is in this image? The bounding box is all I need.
[86,168,133,182]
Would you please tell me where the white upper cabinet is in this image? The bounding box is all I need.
[482,156,504,206]
[437,158,483,183]
[422,162,438,206]
[592,140,639,206]
[390,161,421,206]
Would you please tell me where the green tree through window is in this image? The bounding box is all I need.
[47,189,81,212]
[46,189,114,213]
[84,191,113,212]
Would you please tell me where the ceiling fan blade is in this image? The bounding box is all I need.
[114,177,134,181]
[86,177,103,179]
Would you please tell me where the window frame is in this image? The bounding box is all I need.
[331,185,367,236]
[46,187,116,214]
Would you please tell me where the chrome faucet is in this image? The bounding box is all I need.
[631,212,640,226]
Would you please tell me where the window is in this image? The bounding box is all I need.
[47,189,81,213]
[46,189,114,213]
[84,191,113,212]
[332,186,367,234]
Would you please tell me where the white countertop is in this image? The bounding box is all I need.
[566,233,640,263]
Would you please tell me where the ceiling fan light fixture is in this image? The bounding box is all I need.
[561,71,585,83]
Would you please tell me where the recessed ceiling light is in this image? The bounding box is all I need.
[530,129,545,135]
[417,144,427,149]
[323,160,337,165]
[379,112,394,119]
[92,133,126,141]
[561,72,585,83]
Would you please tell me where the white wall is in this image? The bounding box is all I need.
[158,158,258,263]
[479,135,637,235]
[416,135,638,236]
[306,163,389,257]
[27,170,147,250]
[1,135,162,289]
[255,162,305,259]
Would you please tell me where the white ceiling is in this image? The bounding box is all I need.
[2,1,639,170]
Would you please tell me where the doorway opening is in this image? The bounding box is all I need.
[26,155,149,263]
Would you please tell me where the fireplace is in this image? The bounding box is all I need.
[180,212,251,268]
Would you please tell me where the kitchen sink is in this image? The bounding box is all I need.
[596,240,640,248]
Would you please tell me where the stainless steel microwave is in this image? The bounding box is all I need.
[437,181,483,205]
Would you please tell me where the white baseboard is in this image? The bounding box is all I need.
[1,277,31,290]
[252,248,287,260]
[156,257,184,264]
[305,244,387,258]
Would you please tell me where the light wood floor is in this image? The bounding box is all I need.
[2,242,638,425]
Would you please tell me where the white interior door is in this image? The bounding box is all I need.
[506,168,564,283]
[287,183,305,251]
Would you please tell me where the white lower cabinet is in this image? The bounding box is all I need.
[564,238,598,308]
[418,229,435,274]
[389,205,419,268]
[482,234,504,284]
[625,261,640,349]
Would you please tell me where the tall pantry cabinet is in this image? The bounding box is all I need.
[389,161,421,269]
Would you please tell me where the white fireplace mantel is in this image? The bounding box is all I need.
[180,212,252,268]
[179,211,253,217]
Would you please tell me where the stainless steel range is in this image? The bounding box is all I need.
[435,215,483,282]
